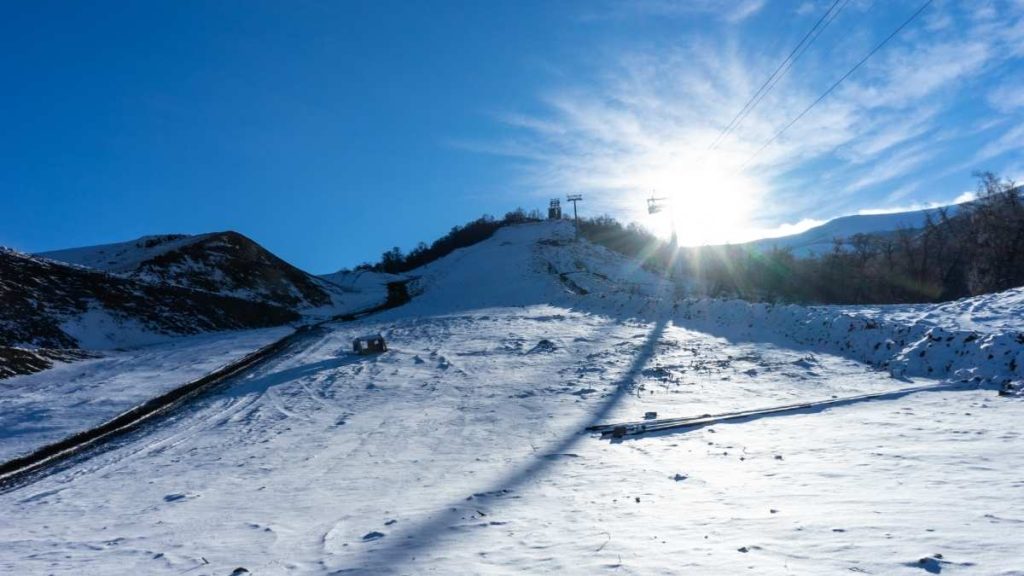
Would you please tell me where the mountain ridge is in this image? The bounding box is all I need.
[39,231,335,309]
[0,247,299,378]
[742,203,964,256]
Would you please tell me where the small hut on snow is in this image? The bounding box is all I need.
[352,333,387,355]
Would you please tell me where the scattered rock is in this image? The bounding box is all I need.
[737,546,749,553]
[230,568,250,576]
[644,411,658,420]
[362,531,385,542]
[384,519,397,526]
[914,556,942,573]
[673,474,688,482]
[527,339,558,354]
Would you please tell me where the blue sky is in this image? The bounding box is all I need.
[2,1,1023,272]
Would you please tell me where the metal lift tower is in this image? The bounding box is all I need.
[566,194,582,237]
[647,194,677,248]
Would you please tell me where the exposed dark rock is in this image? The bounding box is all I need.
[41,231,334,308]
[0,248,297,378]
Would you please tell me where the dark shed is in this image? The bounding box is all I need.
[353,333,387,355]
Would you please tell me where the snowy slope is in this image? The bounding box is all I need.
[744,204,961,256]
[319,269,406,290]
[0,326,291,461]
[1,221,1022,575]
[315,269,404,318]
[1,306,1019,574]
[396,221,1022,387]
[399,220,673,314]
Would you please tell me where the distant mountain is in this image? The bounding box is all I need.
[745,204,962,256]
[0,248,298,378]
[39,231,335,310]
[319,269,407,293]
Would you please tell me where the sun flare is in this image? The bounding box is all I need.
[637,157,763,246]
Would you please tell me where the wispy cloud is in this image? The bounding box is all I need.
[973,122,1024,164]
[586,0,768,23]
[987,81,1024,112]
[464,1,1024,238]
[749,217,827,239]
[843,142,933,192]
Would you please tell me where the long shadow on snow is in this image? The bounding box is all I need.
[334,317,669,574]
[571,297,934,385]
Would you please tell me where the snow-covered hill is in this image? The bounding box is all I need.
[396,220,673,314]
[37,234,201,273]
[0,247,298,378]
[40,231,349,310]
[744,204,961,256]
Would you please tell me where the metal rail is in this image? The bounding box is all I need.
[587,381,968,439]
[0,283,413,492]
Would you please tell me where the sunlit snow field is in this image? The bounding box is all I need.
[0,327,291,462]
[2,222,1022,575]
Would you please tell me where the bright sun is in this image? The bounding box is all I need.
[638,157,762,246]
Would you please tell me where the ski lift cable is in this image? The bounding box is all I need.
[707,0,845,153]
[727,0,853,144]
[742,0,935,170]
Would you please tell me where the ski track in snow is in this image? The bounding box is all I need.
[1,221,1023,575]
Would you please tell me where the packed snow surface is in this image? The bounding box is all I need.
[0,327,291,461]
[2,221,1022,575]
